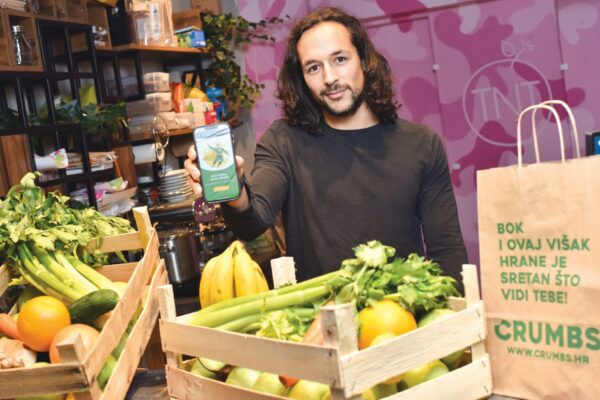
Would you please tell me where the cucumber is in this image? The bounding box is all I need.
[68,289,119,326]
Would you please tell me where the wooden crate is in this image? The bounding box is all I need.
[158,264,492,400]
[0,207,168,400]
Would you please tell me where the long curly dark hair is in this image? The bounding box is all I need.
[276,7,398,134]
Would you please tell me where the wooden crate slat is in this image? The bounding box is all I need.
[56,333,103,400]
[384,355,492,400]
[133,206,152,249]
[160,320,342,386]
[463,264,487,362]
[339,302,486,396]
[82,230,159,381]
[85,231,143,253]
[166,365,287,400]
[0,263,10,298]
[320,303,359,397]
[157,285,181,368]
[96,262,138,283]
[448,296,467,311]
[101,261,167,399]
[0,363,87,398]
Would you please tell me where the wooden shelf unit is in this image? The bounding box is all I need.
[0,17,125,205]
[112,43,206,54]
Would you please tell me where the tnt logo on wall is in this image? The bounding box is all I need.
[462,41,553,147]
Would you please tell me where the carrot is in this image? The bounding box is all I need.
[279,301,334,388]
[0,313,22,340]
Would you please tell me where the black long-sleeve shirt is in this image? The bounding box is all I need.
[223,118,467,289]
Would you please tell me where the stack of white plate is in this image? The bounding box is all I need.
[159,169,194,204]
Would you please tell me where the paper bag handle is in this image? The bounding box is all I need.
[531,100,581,161]
[517,104,565,167]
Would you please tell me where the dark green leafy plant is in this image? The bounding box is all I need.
[202,13,288,123]
[79,103,127,137]
[0,110,20,130]
[27,98,127,137]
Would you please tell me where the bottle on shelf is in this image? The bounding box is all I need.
[11,25,33,65]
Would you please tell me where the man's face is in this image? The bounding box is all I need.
[297,21,366,118]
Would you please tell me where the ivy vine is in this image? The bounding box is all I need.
[202,13,288,124]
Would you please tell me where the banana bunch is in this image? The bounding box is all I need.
[199,241,269,308]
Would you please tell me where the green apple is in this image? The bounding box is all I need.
[417,308,465,369]
[287,379,331,400]
[362,383,398,400]
[251,372,286,396]
[190,359,217,379]
[225,367,262,389]
[401,362,431,388]
[402,359,450,389]
[425,360,449,381]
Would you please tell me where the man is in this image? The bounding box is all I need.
[186,7,467,288]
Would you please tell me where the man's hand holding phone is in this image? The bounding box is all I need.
[184,144,250,212]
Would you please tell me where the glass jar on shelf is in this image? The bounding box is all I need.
[11,25,33,65]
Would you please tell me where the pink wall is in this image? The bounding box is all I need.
[237,0,600,266]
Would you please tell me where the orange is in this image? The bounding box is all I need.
[17,296,71,352]
[357,300,416,349]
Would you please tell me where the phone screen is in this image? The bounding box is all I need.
[193,123,241,203]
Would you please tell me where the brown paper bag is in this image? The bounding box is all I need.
[478,100,600,399]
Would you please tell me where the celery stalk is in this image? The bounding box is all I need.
[187,285,330,328]
[65,254,120,294]
[215,313,262,332]
[54,251,99,292]
[196,271,341,316]
[17,244,83,303]
[29,245,93,295]
[215,307,317,333]
[15,262,70,304]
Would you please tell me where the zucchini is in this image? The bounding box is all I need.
[68,289,119,326]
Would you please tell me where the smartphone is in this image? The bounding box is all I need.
[193,123,241,203]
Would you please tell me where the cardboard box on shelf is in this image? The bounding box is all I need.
[176,112,205,128]
[126,99,154,116]
[172,8,203,30]
[179,99,213,114]
[146,92,173,113]
[190,0,221,15]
